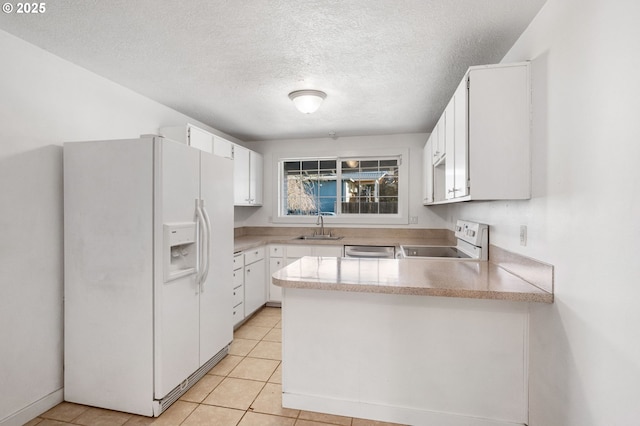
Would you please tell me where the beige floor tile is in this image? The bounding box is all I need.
[256,307,282,317]
[274,321,282,329]
[23,418,43,426]
[36,420,77,426]
[351,419,407,426]
[244,315,281,328]
[267,363,282,384]
[151,401,198,425]
[208,354,244,376]
[181,404,244,426]
[229,357,280,382]
[229,338,260,356]
[294,420,336,426]
[235,325,273,340]
[248,341,282,361]
[73,407,132,426]
[202,377,265,410]
[180,374,225,403]
[122,414,156,425]
[262,328,282,343]
[298,410,352,425]
[41,402,89,422]
[239,411,296,426]
[250,383,299,418]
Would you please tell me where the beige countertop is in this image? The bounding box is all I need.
[272,256,553,304]
[233,226,456,253]
[233,234,453,253]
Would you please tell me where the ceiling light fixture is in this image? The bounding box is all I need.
[288,90,327,114]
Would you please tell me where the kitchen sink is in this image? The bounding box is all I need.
[400,245,472,259]
[295,235,344,240]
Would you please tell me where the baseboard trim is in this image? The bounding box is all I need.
[283,392,525,426]
[0,388,63,426]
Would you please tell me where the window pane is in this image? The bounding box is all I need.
[341,160,359,169]
[283,161,301,171]
[319,160,337,171]
[302,160,318,171]
[285,175,317,215]
[380,159,397,167]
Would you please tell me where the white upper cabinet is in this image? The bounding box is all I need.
[445,78,469,200]
[422,138,434,205]
[233,144,263,206]
[432,115,446,165]
[159,124,234,159]
[424,62,530,204]
[213,135,234,159]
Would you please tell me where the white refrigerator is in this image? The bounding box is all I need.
[63,135,233,416]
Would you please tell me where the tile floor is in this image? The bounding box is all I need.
[26,306,403,426]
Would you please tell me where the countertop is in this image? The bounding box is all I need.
[272,256,553,304]
[234,227,455,253]
[235,227,553,304]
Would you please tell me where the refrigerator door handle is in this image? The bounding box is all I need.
[195,199,207,289]
[200,199,212,291]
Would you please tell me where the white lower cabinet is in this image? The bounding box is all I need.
[232,247,266,326]
[267,244,342,304]
[232,254,244,325]
[244,256,266,315]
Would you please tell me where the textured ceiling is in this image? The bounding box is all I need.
[0,0,546,141]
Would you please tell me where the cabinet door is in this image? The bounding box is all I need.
[445,79,469,200]
[233,145,250,205]
[249,151,263,205]
[213,135,234,159]
[423,138,434,204]
[453,77,469,198]
[433,115,446,164]
[269,258,284,303]
[188,125,213,153]
[244,258,266,316]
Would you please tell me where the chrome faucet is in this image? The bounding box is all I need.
[315,214,324,236]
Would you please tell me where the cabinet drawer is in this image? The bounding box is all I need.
[269,245,284,258]
[233,253,244,270]
[285,245,313,258]
[232,302,244,322]
[244,246,265,265]
[314,245,343,257]
[233,269,243,288]
[270,257,284,273]
[232,286,243,307]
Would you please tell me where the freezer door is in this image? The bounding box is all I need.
[198,151,234,364]
[154,138,201,399]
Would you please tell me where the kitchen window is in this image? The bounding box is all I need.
[276,152,408,224]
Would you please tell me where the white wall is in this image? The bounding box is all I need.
[452,0,640,424]
[235,134,451,229]
[0,30,240,425]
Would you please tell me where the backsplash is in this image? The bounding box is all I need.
[234,226,455,242]
[489,245,554,294]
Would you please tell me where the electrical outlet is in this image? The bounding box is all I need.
[520,225,527,246]
[409,216,418,224]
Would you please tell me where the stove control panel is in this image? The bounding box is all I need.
[454,220,489,248]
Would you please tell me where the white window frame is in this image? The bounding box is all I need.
[272,148,409,225]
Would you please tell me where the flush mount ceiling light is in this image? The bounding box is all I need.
[288,90,327,114]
